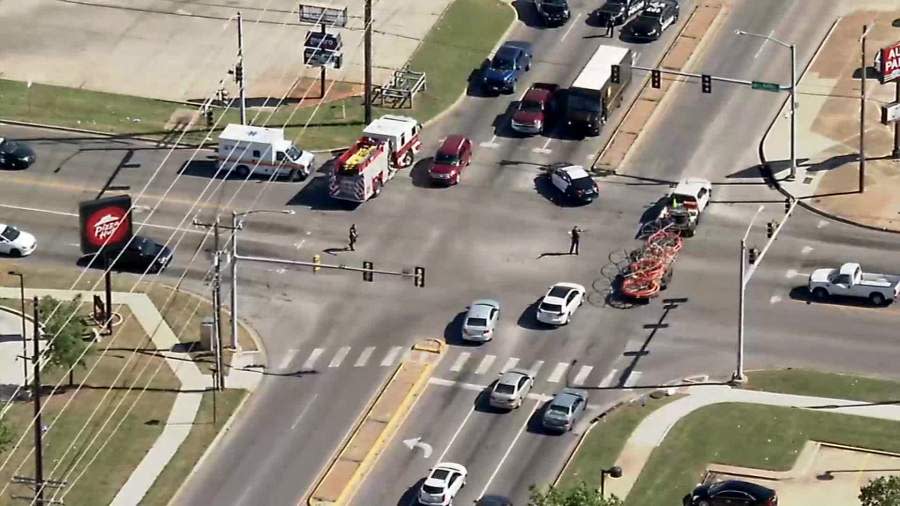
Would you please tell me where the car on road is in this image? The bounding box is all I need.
[535,0,570,26]
[548,163,599,204]
[542,388,588,432]
[0,224,37,257]
[630,0,679,41]
[96,235,173,274]
[482,42,533,95]
[511,83,558,135]
[429,135,473,185]
[595,0,646,25]
[536,282,586,325]
[808,262,900,306]
[462,299,500,342]
[0,137,36,169]
[476,496,513,506]
[418,462,467,506]
[684,479,778,506]
[489,368,535,410]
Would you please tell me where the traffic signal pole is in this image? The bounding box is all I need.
[237,11,247,125]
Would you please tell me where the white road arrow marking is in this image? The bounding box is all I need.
[402,437,433,458]
[801,245,813,255]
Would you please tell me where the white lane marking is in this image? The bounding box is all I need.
[586,152,596,160]
[752,30,775,59]
[817,220,829,229]
[480,135,500,149]
[280,348,300,370]
[294,239,306,250]
[528,360,545,378]
[598,369,618,388]
[624,370,643,388]
[477,400,541,500]
[785,269,809,279]
[66,243,81,248]
[381,346,404,366]
[328,346,351,368]
[450,352,471,372]
[302,348,324,370]
[437,405,475,463]
[429,377,552,402]
[354,346,375,367]
[0,203,204,234]
[547,362,569,383]
[531,138,553,154]
[500,357,519,373]
[290,393,318,430]
[475,355,497,375]
[801,245,813,255]
[572,365,594,385]
[560,12,581,41]
[769,294,783,304]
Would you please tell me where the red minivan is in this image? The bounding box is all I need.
[429,135,473,185]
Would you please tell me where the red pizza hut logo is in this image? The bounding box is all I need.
[79,195,133,254]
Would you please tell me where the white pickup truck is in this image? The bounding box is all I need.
[808,263,900,306]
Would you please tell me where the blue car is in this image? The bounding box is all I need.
[482,42,533,94]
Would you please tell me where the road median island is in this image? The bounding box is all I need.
[307,339,444,506]
[593,0,727,174]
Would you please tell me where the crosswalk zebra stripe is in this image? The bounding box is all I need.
[598,369,618,388]
[572,365,593,386]
[450,352,471,372]
[528,360,545,377]
[354,346,375,367]
[302,348,324,370]
[547,362,569,383]
[329,346,351,368]
[624,370,643,388]
[381,346,404,367]
[500,357,519,373]
[475,355,496,375]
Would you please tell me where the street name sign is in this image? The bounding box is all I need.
[751,81,780,92]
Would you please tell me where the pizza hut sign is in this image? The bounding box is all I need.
[79,195,133,254]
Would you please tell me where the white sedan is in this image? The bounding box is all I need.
[418,462,467,505]
[536,282,585,325]
[0,224,37,257]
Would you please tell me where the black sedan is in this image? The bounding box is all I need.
[0,138,36,169]
[92,236,173,274]
[684,480,778,506]
[535,0,570,26]
[630,0,679,41]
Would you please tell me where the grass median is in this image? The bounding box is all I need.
[0,0,513,150]
[742,369,900,404]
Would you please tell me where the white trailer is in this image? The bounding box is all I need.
[217,124,315,180]
[808,263,900,306]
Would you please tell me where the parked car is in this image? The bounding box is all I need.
[429,135,473,185]
[96,235,173,274]
[808,262,900,306]
[511,83,558,135]
[419,462,467,506]
[542,388,588,432]
[536,282,585,325]
[548,163,599,203]
[489,369,534,410]
[535,0,570,26]
[0,138,36,169]
[595,0,646,25]
[476,496,513,506]
[630,0,679,41]
[684,480,778,506]
[482,42,533,94]
[0,224,37,257]
[462,299,500,342]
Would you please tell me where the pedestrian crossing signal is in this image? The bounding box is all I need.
[414,266,425,288]
[701,74,712,94]
[363,261,373,282]
[651,69,661,89]
[611,64,621,84]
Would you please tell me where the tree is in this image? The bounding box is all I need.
[860,476,900,506]
[529,482,623,506]
[38,295,90,387]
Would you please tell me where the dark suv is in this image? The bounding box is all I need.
[630,0,679,41]
[535,0,570,26]
[596,0,646,25]
[684,480,778,506]
[96,236,173,274]
[482,42,533,94]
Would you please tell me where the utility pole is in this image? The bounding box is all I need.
[893,78,900,158]
[230,212,241,351]
[320,22,327,99]
[237,11,247,125]
[788,42,797,180]
[860,24,870,193]
[364,0,373,124]
[31,297,44,506]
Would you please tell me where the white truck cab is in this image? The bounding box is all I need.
[217,124,315,181]
[808,262,900,306]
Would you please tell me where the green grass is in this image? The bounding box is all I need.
[558,395,683,490]
[0,0,513,150]
[624,403,900,505]
[744,369,900,404]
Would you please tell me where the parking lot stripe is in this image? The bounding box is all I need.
[572,365,593,385]
[547,362,569,383]
[302,348,324,370]
[529,360,545,377]
[450,352,471,372]
[354,346,375,367]
[598,368,618,388]
[328,346,351,368]
[500,357,519,373]
[475,355,496,375]
[380,346,403,367]
[624,370,643,388]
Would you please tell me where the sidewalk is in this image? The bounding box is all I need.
[0,287,259,506]
[763,6,900,232]
[606,384,900,499]
[0,306,33,388]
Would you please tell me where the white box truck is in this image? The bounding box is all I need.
[217,124,315,180]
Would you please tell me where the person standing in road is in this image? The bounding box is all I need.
[348,224,358,251]
[569,225,582,255]
[605,16,615,38]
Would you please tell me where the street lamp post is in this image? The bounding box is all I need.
[8,271,28,386]
[736,30,797,180]
[599,465,623,500]
[230,209,295,350]
[734,205,764,384]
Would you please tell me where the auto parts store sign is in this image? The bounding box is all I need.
[875,41,900,83]
[79,195,133,254]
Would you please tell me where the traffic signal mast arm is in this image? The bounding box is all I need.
[629,64,787,89]
[232,251,423,284]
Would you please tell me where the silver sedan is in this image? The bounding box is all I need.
[462,299,500,342]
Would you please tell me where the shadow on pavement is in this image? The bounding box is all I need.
[788,286,891,308]
[398,479,424,506]
[410,157,439,189]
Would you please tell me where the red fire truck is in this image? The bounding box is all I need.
[330,115,422,202]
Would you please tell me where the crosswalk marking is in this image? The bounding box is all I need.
[329,346,351,368]
[572,365,593,385]
[381,346,403,367]
[500,357,519,373]
[529,360,545,377]
[598,369,618,388]
[450,352,471,372]
[624,371,643,388]
[475,355,496,375]
[547,362,569,383]
[302,348,324,370]
[280,348,300,370]
[354,346,375,367]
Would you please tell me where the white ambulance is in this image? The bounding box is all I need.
[217,124,315,180]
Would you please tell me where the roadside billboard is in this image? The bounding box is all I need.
[874,41,900,83]
[78,195,133,255]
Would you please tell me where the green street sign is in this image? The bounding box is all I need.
[751,81,780,92]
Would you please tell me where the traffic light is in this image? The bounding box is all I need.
[235,63,243,83]
[784,198,791,213]
[701,74,712,94]
[414,266,425,288]
[651,69,661,89]
[205,108,214,128]
[766,221,776,239]
[747,247,759,265]
[362,261,373,282]
[611,64,620,84]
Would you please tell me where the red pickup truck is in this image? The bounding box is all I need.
[510,83,558,135]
